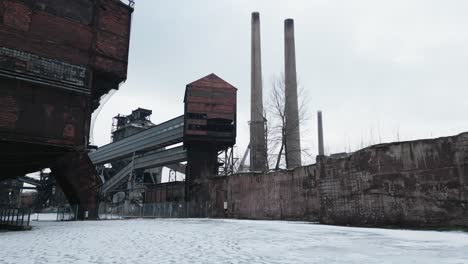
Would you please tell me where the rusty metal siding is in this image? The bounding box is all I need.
[94,0,132,80]
[0,0,133,93]
[34,0,94,24]
[96,30,128,64]
[0,0,132,148]
[0,27,91,66]
[2,1,31,31]
[0,0,133,215]
[0,77,89,147]
[29,11,93,50]
[98,0,130,37]
[183,74,237,144]
[0,1,93,63]
[0,95,18,130]
[0,0,93,93]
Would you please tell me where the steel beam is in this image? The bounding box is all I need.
[17,176,42,186]
[89,115,184,165]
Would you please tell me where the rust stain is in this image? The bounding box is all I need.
[0,96,18,129]
[3,1,32,32]
[44,104,54,117]
[184,73,237,143]
[63,112,74,123]
[62,124,75,139]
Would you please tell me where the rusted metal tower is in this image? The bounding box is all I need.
[184,73,237,202]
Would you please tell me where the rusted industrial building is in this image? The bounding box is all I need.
[1,3,466,229]
[0,0,133,219]
[90,73,237,213]
[184,73,237,202]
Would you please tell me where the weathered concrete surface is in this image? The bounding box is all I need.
[250,12,267,171]
[317,111,324,156]
[207,132,468,228]
[52,152,100,220]
[319,132,468,228]
[186,143,218,203]
[209,166,320,221]
[284,19,302,169]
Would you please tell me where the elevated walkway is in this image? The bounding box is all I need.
[89,115,187,194]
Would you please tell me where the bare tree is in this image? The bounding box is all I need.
[265,74,310,170]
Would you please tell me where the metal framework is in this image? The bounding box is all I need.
[89,115,184,165]
[218,147,237,176]
[101,147,187,194]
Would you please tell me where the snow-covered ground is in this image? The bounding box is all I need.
[1,219,467,264]
[30,213,61,221]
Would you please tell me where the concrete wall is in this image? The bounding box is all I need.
[208,132,468,228]
[319,133,468,227]
[209,165,320,221]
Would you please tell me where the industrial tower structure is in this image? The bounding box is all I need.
[0,0,134,219]
[184,74,237,202]
[284,19,302,169]
[250,12,267,172]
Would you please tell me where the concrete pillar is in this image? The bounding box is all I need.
[185,142,218,203]
[284,19,302,169]
[250,12,267,171]
[317,111,324,156]
[52,152,99,220]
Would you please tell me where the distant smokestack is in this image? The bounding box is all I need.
[284,19,302,169]
[317,111,324,156]
[250,12,267,171]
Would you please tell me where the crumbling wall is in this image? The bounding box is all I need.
[319,133,468,227]
[207,132,468,227]
[212,166,320,221]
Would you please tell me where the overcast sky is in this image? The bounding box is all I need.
[92,0,468,165]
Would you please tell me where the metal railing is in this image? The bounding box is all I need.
[99,201,217,220]
[56,205,79,221]
[0,208,32,228]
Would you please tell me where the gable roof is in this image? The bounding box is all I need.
[186,73,237,90]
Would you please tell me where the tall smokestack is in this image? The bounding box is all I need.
[284,18,302,169]
[250,12,267,171]
[317,111,324,156]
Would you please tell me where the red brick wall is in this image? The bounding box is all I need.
[0,77,89,146]
[94,0,132,79]
[0,0,132,81]
[2,1,31,32]
[0,0,133,146]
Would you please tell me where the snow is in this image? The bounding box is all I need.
[31,213,60,221]
[1,219,467,264]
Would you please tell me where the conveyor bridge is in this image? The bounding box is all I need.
[88,115,186,194]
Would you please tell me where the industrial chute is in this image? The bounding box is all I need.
[89,89,117,146]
